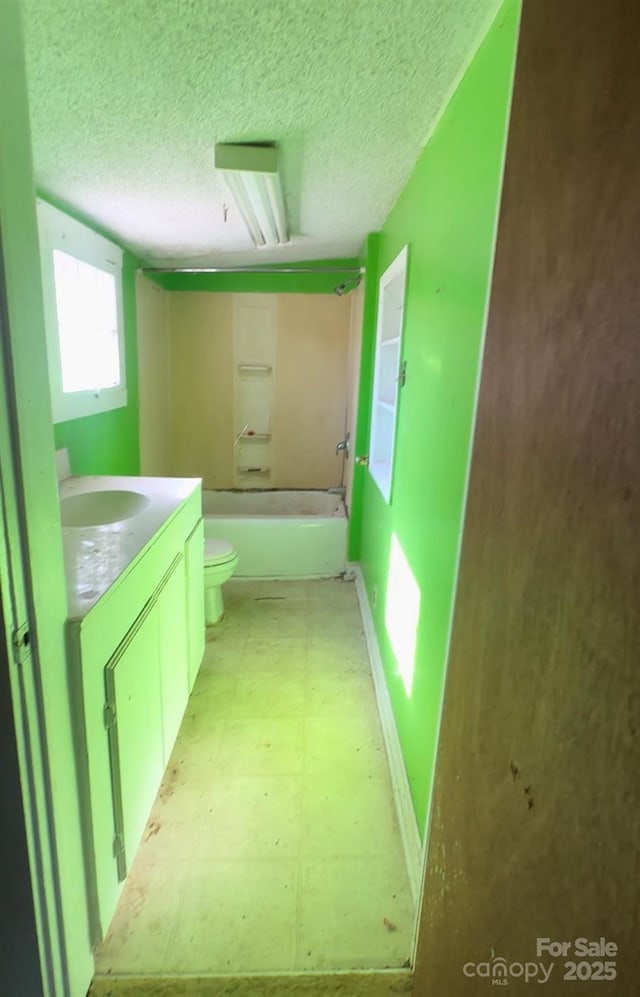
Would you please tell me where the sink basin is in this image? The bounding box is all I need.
[60,490,151,528]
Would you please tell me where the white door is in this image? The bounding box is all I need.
[344,283,364,513]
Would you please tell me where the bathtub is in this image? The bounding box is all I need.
[202,490,347,578]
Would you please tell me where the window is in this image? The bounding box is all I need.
[37,200,126,423]
[368,245,408,503]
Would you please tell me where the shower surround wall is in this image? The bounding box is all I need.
[136,272,170,476]
[233,295,277,488]
[136,286,352,489]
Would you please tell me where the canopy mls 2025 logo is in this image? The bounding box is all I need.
[463,937,618,985]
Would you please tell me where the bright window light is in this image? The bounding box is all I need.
[53,250,121,393]
[37,200,127,424]
[385,534,421,697]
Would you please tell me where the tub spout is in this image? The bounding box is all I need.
[335,431,350,456]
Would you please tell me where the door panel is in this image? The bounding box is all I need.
[157,555,189,762]
[185,520,205,691]
[345,284,364,512]
[105,605,163,876]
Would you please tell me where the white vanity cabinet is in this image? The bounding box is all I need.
[104,597,165,881]
[103,552,190,882]
[157,553,190,761]
[65,480,204,943]
[185,519,205,691]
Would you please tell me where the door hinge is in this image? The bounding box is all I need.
[112,832,126,880]
[397,359,407,387]
[355,455,369,466]
[12,622,31,666]
[103,702,117,729]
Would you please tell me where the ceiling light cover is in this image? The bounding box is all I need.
[215,143,289,249]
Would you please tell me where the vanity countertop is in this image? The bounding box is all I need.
[60,475,201,621]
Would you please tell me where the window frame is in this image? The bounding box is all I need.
[36,199,127,424]
[368,244,409,504]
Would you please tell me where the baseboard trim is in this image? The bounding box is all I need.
[89,970,413,997]
[351,565,424,905]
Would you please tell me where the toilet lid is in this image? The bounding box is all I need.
[204,537,237,565]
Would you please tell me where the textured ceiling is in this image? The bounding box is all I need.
[21,0,501,266]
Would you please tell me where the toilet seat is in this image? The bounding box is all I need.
[204,537,237,567]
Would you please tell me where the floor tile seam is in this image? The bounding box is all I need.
[240,648,311,660]
[305,645,370,655]
[205,631,249,647]
[247,615,311,624]
[225,713,307,724]
[150,787,213,827]
[295,847,406,865]
[290,850,302,971]
[293,735,306,973]
[220,712,305,744]
[206,775,304,821]
[194,773,304,863]
[301,735,387,767]
[184,854,299,868]
[198,707,246,780]
[155,853,192,976]
[293,666,321,971]
[308,655,367,677]
[309,651,370,677]
[217,768,304,779]
[248,632,310,642]
[308,618,363,629]
[169,739,226,771]
[192,668,242,699]
[303,709,380,721]
[234,667,308,680]
[305,657,371,668]
[218,667,309,677]
[247,617,309,640]
[303,764,387,782]
[201,648,248,668]
[306,622,360,632]
[249,606,311,617]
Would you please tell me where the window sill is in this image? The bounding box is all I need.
[53,387,128,425]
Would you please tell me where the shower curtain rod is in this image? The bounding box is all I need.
[140,265,365,275]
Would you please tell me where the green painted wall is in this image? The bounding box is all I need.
[53,247,141,475]
[354,0,521,834]
[148,258,360,295]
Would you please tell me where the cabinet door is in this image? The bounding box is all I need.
[105,601,164,878]
[185,519,205,691]
[157,554,189,764]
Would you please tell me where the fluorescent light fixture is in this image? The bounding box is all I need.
[215,143,289,248]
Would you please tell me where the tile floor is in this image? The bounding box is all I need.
[94,579,414,976]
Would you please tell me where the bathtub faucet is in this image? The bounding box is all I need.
[335,432,350,457]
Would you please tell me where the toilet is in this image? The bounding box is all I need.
[203,538,239,625]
